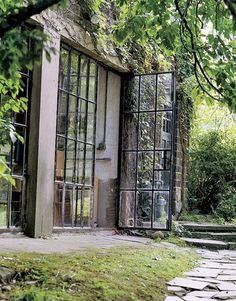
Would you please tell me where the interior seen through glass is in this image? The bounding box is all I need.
[54,45,97,227]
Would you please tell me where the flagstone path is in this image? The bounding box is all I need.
[165,249,236,301]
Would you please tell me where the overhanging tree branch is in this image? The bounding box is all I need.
[0,0,61,38]
[223,0,236,20]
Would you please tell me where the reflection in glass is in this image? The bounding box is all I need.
[67,96,76,138]
[122,113,138,150]
[140,75,156,111]
[89,62,96,101]
[11,179,23,227]
[65,140,75,183]
[57,92,67,136]
[60,48,69,90]
[53,183,63,226]
[64,186,73,226]
[157,73,172,110]
[155,151,171,170]
[55,137,65,181]
[137,152,153,188]
[87,103,95,143]
[139,113,155,150]
[83,189,91,226]
[124,76,139,112]
[85,146,93,186]
[153,191,169,228]
[0,179,9,227]
[119,191,135,227]
[136,191,152,228]
[80,57,88,98]
[77,143,84,184]
[69,52,78,94]
[120,152,136,189]
[154,170,170,190]
[155,111,172,149]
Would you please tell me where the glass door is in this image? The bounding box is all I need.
[119,72,176,230]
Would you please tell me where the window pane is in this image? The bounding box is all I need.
[55,137,65,181]
[76,143,84,184]
[83,189,91,226]
[60,48,69,90]
[120,152,136,189]
[77,99,86,142]
[122,113,138,150]
[75,187,82,226]
[85,146,93,186]
[89,62,96,101]
[11,179,23,227]
[69,52,79,94]
[57,92,67,136]
[154,170,170,190]
[0,203,7,227]
[79,57,88,98]
[139,113,155,150]
[155,150,171,170]
[65,140,75,183]
[12,127,25,176]
[153,191,169,228]
[119,191,135,227]
[136,191,152,228]
[87,102,95,143]
[124,76,139,112]
[140,75,156,111]
[157,73,172,110]
[67,96,76,139]
[0,179,9,227]
[155,111,172,149]
[64,186,73,226]
[54,183,63,226]
[137,152,153,189]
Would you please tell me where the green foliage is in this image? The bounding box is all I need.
[214,190,236,221]
[188,130,236,216]
[99,0,236,111]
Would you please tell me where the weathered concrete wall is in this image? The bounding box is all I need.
[25,28,60,237]
[95,67,121,227]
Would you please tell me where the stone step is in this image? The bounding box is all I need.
[189,232,236,242]
[178,222,236,232]
[181,237,231,250]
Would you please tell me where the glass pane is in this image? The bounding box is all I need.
[157,73,172,110]
[85,146,93,186]
[54,183,63,226]
[139,113,155,150]
[65,140,75,183]
[124,77,139,112]
[11,179,23,227]
[0,203,7,227]
[154,170,170,190]
[153,191,169,228]
[79,57,88,99]
[155,111,172,149]
[77,99,86,142]
[75,187,82,226]
[64,186,73,226]
[12,127,25,176]
[136,191,152,228]
[140,75,156,111]
[83,189,91,226]
[67,96,76,139]
[69,52,79,94]
[0,179,9,227]
[57,92,67,136]
[119,191,135,227]
[55,137,65,181]
[122,113,138,150]
[60,48,69,90]
[89,62,96,101]
[87,103,95,143]
[120,152,136,189]
[18,76,29,99]
[155,151,171,170]
[137,152,153,189]
[76,143,84,184]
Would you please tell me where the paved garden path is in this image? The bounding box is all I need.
[0,231,152,253]
[166,248,236,301]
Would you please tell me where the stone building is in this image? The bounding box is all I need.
[0,3,187,237]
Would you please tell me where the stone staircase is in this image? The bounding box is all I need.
[177,222,236,250]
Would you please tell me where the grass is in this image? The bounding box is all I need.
[0,246,197,301]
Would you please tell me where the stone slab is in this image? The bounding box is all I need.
[217,282,236,291]
[215,290,236,299]
[187,277,223,284]
[201,262,236,269]
[217,275,236,281]
[185,268,221,278]
[186,290,217,298]
[0,266,15,283]
[168,277,209,290]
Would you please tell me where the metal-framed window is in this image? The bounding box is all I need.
[119,72,176,230]
[54,44,98,227]
[0,70,32,228]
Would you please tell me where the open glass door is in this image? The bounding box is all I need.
[119,72,176,230]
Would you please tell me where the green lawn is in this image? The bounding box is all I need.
[0,246,197,301]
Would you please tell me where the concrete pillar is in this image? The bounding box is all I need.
[25,29,60,237]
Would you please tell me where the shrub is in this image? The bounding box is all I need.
[187,130,236,215]
[214,190,236,221]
